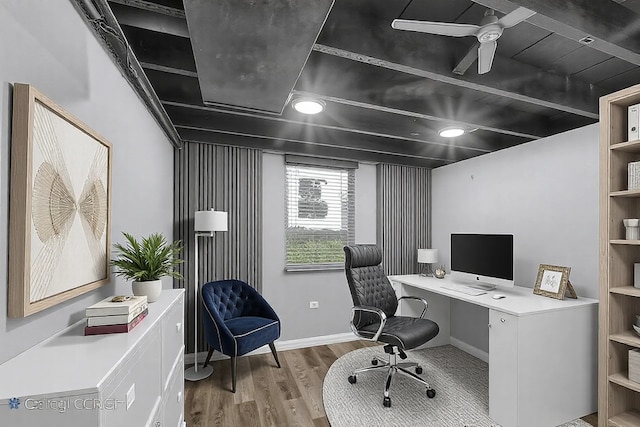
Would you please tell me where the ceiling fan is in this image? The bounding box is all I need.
[391,7,536,75]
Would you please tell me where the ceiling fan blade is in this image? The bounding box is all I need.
[497,6,536,28]
[478,41,497,74]
[453,42,480,75]
[391,19,479,37]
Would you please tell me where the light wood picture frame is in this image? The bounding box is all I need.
[8,83,112,317]
[533,264,577,300]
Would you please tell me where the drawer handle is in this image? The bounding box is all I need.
[176,322,182,333]
[177,391,182,403]
[500,318,506,323]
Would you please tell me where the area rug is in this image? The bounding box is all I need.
[323,345,592,427]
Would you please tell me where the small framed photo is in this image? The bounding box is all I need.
[533,264,576,300]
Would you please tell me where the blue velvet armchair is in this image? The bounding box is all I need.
[201,279,281,392]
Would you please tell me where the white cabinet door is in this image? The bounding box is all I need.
[488,310,518,427]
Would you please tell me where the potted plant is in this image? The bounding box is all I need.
[110,232,183,302]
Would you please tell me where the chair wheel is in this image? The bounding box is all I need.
[371,358,378,365]
[415,366,423,374]
[348,375,357,384]
[427,388,436,398]
[383,397,391,407]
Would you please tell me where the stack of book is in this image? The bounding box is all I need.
[629,161,640,190]
[84,295,148,336]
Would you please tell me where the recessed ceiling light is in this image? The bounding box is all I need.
[291,98,325,115]
[438,127,465,138]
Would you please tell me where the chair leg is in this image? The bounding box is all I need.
[230,356,237,393]
[269,342,281,368]
[203,348,214,369]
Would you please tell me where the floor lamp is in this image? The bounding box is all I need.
[184,209,228,382]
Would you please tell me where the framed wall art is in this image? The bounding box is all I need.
[533,264,577,300]
[8,83,112,317]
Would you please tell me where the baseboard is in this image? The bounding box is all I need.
[184,332,356,365]
[184,334,489,365]
[450,337,489,363]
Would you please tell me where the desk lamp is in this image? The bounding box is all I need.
[185,209,227,381]
[418,249,439,277]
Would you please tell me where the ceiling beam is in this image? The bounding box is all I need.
[315,0,602,119]
[313,44,599,119]
[109,2,189,37]
[177,127,454,168]
[108,0,185,18]
[473,0,640,66]
[121,25,197,71]
[292,90,538,140]
[163,102,507,160]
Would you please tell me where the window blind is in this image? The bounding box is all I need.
[285,162,355,271]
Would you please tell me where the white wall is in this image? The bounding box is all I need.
[0,0,174,363]
[262,153,377,340]
[432,124,599,352]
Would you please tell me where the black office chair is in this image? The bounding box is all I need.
[343,244,440,407]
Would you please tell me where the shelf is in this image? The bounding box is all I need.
[611,189,640,197]
[611,239,640,245]
[610,330,640,347]
[611,140,640,152]
[610,409,640,427]
[610,372,640,393]
[610,286,640,297]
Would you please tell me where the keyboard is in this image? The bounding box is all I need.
[440,284,487,296]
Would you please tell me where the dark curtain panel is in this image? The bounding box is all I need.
[174,142,262,354]
[377,164,431,275]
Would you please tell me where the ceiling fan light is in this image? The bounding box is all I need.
[439,127,466,138]
[292,98,325,114]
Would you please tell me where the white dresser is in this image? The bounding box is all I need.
[0,289,185,427]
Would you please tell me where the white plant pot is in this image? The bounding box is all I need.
[132,280,162,303]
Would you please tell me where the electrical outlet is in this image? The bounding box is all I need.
[309,301,319,309]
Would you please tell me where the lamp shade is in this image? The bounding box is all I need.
[417,248,438,264]
[195,210,227,232]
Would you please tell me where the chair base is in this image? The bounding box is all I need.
[348,346,435,407]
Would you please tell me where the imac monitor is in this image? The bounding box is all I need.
[450,233,514,290]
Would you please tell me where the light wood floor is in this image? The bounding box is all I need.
[184,341,598,426]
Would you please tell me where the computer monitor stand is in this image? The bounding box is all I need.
[466,283,497,292]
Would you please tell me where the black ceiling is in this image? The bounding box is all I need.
[75,0,640,168]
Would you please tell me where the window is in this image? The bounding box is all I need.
[285,157,356,271]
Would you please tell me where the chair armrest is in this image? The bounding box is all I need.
[351,305,387,342]
[397,296,429,319]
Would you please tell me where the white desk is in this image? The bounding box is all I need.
[389,275,598,427]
